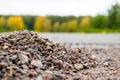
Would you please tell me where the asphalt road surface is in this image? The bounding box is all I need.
[39,33,120,48]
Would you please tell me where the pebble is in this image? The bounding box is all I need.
[16,67,26,75]
[22,51,30,55]
[3,45,8,49]
[36,75,43,80]
[103,62,110,67]
[27,70,37,78]
[0,71,4,78]
[10,55,17,60]
[45,70,53,74]
[107,78,117,80]
[1,52,8,56]
[74,63,83,70]
[31,60,43,68]
[90,55,96,60]
[18,54,28,63]
[42,72,53,80]
[0,62,8,67]
[22,64,29,69]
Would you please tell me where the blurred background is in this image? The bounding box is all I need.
[0,0,120,33]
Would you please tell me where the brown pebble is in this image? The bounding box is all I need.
[74,63,83,70]
[3,45,9,49]
[42,72,53,80]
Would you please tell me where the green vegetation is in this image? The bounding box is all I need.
[34,16,51,32]
[0,3,120,33]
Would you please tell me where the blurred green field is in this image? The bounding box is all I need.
[76,28,120,33]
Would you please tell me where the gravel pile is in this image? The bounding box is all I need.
[0,30,97,80]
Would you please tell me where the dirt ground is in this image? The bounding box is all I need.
[71,46,120,80]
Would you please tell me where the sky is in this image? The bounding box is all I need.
[0,0,120,16]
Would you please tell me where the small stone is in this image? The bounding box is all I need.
[18,54,28,63]
[28,70,38,77]
[52,60,63,67]
[16,67,26,75]
[63,62,73,68]
[9,38,16,42]
[22,51,30,55]
[36,68,44,74]
[31,60,43,68]
[42,72,53,80]
[73,76,80,80]
[49,66,54,70]
[0,62,8,67]
[103,62,110,67]
[7,67,13,77]
[3,45,9,49]
[22,64,29,69]
[90,55,96,60]
[107,78,117,80]
[0,72,4,78]
[36,75,43,80]
[53,71,61,76]
[10,55,17,60]
[46,42,52,46]
[74,63,83,70]
[1,52,8,56]
[45,70,53,74]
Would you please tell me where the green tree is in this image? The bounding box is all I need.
[77,16,84,25]
[7,16,25,31]
[34,16,51,32]
[60,22,68,32]
[80,16,90,27]
[79,16,90,31]
[53,22,60,32]
[47,16,61,26]
[23,16,36,30]
[90,15,108,29]
[108,3,120,28]
[0,17,6,31]
[67,20,77,32]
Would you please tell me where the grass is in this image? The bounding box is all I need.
[0,28,120,33]
[76,28,120,33]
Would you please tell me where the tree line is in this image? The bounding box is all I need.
[0,3,120,32]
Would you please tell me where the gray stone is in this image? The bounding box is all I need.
[31,60,43,68]
[18,54,28,63]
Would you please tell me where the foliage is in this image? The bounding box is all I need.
[108,3,120,29]
[0,17,6,31]
[34,16,51,32]
[7,16,25,31]
[80,16,90,27]
[53,22,60,32]
[60,22,68,32]
[23,16,36,30]
[79,16,90,32]
[90,15,108,29]
[67,20,77,32]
